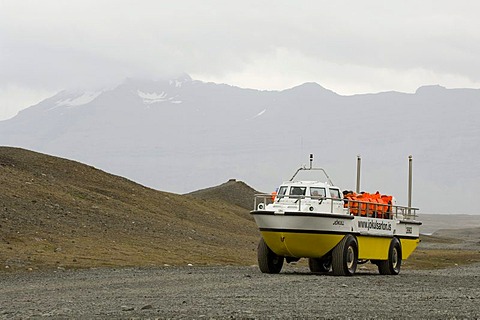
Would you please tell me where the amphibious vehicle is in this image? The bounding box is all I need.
[251,155,421,276]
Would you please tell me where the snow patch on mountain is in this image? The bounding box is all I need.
[137,90,182,105]
[251,108,267,119]
[53,91,102,108]
[169,80,183,88]
[168,74,192,88]
[137,90,168,104]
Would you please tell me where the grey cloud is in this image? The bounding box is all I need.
[1,0,480,94]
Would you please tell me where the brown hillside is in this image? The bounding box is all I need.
[187,179,259,211]
[0,147,259,272]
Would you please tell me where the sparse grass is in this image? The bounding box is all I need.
[420,234,463,244]
[404,249,480,270]
[1,231,259,272]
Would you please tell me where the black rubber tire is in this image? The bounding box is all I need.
[378,237,402,275]
[332,235,358,276]
[257,238,284,274]
[308,254,332,273]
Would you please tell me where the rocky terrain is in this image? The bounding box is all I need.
[1,264,480,319]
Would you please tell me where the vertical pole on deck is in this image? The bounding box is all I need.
[356,155,361,194]
[408,155,413,214]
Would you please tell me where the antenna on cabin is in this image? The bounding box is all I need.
[408,155,413,214]
[290,153,334,185]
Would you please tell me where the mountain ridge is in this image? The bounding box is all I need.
[1,75,479,214]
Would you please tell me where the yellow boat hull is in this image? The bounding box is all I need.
[261,230,420,260]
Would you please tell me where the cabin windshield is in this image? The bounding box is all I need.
[277,186,288,199]
[289,186,306,196]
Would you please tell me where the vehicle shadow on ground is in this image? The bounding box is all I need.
[281,270,385,277]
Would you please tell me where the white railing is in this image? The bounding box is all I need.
[253,194,419,220]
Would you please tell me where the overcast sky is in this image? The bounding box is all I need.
[1,0,480,120]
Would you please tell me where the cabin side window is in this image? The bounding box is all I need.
[310,187,326,198]
[289,186,306,196]
[329,188,341,199]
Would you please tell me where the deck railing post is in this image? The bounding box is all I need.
[356,155,361,194]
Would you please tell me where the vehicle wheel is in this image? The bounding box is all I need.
[378,237,402,275]
[308,254,332,273]
[332,235,358,276]
[257,238,284,274]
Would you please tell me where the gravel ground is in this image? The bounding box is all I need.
[1,263,479,319]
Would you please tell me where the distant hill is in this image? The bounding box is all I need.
[419,213,480,234]
[187,179,259,211]
[0,147,259,272]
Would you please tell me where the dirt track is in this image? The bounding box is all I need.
[1,263,479,319]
